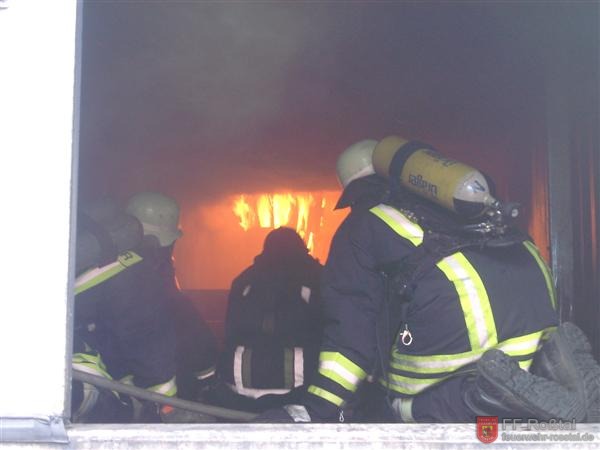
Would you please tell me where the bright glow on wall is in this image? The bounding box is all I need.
[174,191,347,290]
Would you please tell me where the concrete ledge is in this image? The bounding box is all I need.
[2,423,599,449]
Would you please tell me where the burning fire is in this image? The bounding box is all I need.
[173,190,346,290]
[233,192,336,255]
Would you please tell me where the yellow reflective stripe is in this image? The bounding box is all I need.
[519,359,533,371]
[380,373,446,395]
[148,376,177,397]
[389,328,548,375]
[523,241,557,310]
[320,352,367,379]
[72,352,112,379]
[496,330,545,357]
[390,348,480,374]
[318,366,359,392]
[120,375,134,385]
[72,352,102,366]
[436,253,497,351]
[369,204,424,246]
[75,251,143,295]
[307,385,344,407]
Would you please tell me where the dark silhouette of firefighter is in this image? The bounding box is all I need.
[203,227,324,413]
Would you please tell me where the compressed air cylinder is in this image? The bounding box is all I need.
[372,136,496,218]
[76,199,143,275]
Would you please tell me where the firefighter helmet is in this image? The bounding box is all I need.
[335,139,378,188]
[125,192,182,246]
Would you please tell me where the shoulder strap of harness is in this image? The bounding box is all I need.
[75,251,143,295]
[379,226,528,304]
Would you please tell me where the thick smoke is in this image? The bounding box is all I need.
[77,1,597,210]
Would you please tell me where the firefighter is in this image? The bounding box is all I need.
[256,138,595,423]
[73,197,178,423]
[125,192,219,416]
[203,227,323,414]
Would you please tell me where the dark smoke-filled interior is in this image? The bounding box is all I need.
[74,1,599,422]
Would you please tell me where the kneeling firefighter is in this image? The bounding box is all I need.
[256,136,600,423]
[126,192,219,405]
[204,227,324,414]
[73,197,180,423]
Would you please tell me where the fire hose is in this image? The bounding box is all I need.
[72,369,258,422]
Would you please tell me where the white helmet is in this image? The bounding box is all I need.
[125,192,182,247]
[335,139,378,188]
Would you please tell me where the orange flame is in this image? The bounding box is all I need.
[233,195,254,231]
[272,194,294,228]
[257,195,272,228]
[233,192,325,254]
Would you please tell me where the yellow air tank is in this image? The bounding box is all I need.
[372,136,497,218]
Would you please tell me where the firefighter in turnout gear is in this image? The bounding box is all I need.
[124,192,218,422]
[73,196,179,423]
[256,137,598,423]
[204,227,323,414]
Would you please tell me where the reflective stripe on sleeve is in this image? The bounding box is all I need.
[317,352,367,393]
[307,385,344,407]
[148,376,177,397]
[72,352,112,379]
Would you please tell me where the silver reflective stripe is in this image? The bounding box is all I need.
[72,362,107,378]
[497,335,542,355]
[242,284,251,297]
[72,382,100,422]
[231,346,303,398]
[233,346,246,393]
[195,366,216,380]
[75,260,120,285]
[391,397,415,423]
[294,347,304,387]
[300,286,311,304]
[390,349,481,372]
[317,352,367,393]
[74,251,142,295]
[227,383,292,398]
[383,373,445,395]
[319,360,361,387]
[74,260,121,291]
[390,330,544,374]
[284,404,312,422]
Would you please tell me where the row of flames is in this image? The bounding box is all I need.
[233,193,329,253]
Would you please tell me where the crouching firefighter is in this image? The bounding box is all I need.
[72,198,179,423]
[255,136,600,423]
[204,227,324,414]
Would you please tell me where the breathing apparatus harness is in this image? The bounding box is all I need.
[374,180,527,413]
